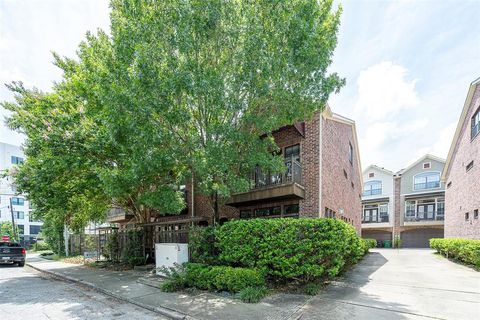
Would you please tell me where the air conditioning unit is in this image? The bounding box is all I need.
[155,243,189,275]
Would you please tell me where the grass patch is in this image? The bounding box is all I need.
[239,286,269,303]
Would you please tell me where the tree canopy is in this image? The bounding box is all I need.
[2,0,344,230]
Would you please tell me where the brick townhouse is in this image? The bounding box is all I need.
[107,106,363,235]
[362,154,445,247]
[442,77,480,239]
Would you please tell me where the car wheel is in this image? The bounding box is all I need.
[18,262,25,267]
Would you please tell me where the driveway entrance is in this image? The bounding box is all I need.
[295,249,480,319]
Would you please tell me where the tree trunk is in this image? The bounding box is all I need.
[213,191,219,225]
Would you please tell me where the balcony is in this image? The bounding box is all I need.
[363,216,389,224]
[227,160,304,207]
[106,207,134,223]
[404,210,444,224]
[414,181,440,190]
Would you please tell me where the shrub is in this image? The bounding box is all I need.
[362,238,377,250]
[393,235,402,248]
[215,218,364,282]
[34,241,50,251]
[239,286,269,303]
[189,226,217,264]
[304,283,320,296]
[430,238,480,268]
[184,263,265,293]
[160,265,188,292]
[122,229,144,266]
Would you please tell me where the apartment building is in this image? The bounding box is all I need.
[442,77,480,239]
[108,106,363,234]
[0,142,43,243]
[361,165,394,242]
[362,155,445,247]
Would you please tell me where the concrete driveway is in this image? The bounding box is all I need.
[296,249,480,320]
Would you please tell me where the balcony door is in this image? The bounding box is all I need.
[417,204,435,220]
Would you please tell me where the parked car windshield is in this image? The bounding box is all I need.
[0,242,21,247]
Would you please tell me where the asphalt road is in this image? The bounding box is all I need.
[0,261,167,320]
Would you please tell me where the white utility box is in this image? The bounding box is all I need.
[155,243,189,275]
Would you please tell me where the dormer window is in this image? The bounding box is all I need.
[414,172,440,190]
[363,180,382,196]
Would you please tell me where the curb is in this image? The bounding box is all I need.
[26,263,194,320]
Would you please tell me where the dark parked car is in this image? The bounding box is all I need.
[0,241,26,267]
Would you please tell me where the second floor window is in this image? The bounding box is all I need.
[284,144,300,163]
[13,211,24,219]
[363,180,382,196]
[348,142,353,164]
[11,197,24,206]
[414,172,440,190]
[472,108,480,139]
[11,156,24,165]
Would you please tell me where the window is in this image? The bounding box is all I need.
[447,181,452,188]
[362,204,388,223]
[240,210,252,219]
[465,212,469,221]
[30,225,42,235]
[284,204,299,216]
[348,142,353,164]
[11,156,24,165]
[363,180,382,196]
[368,172,374,178]
[254,206,280,217]
[405,200,416,219]
[284,144,300,163]
[17,225,24,234]
[414,172,440,190]
[325,207,336,218]
[379,204,389,222]
[13,211,24,219]
[351,182,354,189]
[343,169,348,179]
[11,197,24,205]
[423,162,431,169]
[466,161,474,172]
[474,209,479,220]
[472,107,480,139]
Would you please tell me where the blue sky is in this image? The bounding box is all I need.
[1,0,479,171]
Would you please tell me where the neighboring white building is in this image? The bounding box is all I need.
[0,142,43,242]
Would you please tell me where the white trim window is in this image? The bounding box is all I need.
[472,107,480,139]
[362,203,389,223]
[363,180,382,196]
[413,172,440,190]
[404,197,444,221]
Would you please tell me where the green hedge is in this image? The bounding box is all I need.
[362,238,377,250]
[185,263,265,292]
[430,238,480,267]
[215,218,364,282]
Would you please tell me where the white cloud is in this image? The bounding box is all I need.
[356,61,420,120]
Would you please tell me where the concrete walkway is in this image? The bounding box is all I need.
[27,249,480,320]
[296,249,480,320]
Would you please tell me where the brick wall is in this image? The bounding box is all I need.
[299,113,320,217]
[320,116,362,233]
[445,83,480,239]
[393,176,401,238]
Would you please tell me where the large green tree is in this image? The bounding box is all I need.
[3,0,344,225]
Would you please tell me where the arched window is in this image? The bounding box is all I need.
[414,172,440,190]
[363,180,382,196]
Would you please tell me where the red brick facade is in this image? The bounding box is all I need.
[444,82,480,239]
[157,109,363,234]
[320,116,363,232]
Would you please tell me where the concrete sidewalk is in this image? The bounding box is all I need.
[27,250,480,320]
[26,254,310,320]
